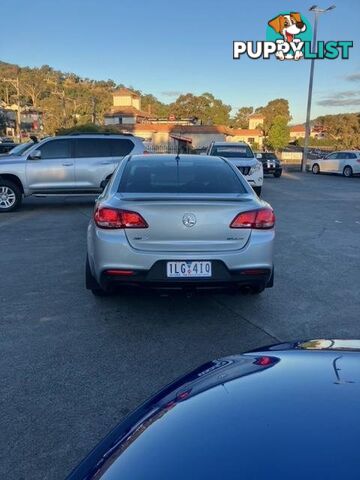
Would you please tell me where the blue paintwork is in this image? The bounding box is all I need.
[67,340,360,480]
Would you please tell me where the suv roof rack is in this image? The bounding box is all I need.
[64,132,134,137]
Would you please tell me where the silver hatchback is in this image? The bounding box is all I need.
[86,154,275,295]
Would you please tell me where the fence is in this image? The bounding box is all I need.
[144,143,192,154]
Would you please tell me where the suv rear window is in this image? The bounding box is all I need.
[210,145,254,158]
[119,157,246,194]
[109,139,134,156]
[74,138,134,158]
[261,153,277,160]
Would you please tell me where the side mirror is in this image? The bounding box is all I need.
[29,149,41,160]
[256,153,262,159]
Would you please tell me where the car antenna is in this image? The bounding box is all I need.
[175,142,181,160]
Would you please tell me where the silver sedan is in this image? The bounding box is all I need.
[86,154,275,295]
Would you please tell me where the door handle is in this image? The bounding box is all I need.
[62,162,74,166]
[100,161,112,165]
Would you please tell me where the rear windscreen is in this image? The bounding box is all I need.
[119,157,246,194]
[210,145,254,158]
[262,153,277,160]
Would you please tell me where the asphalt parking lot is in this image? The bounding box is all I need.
[1,171,359,480]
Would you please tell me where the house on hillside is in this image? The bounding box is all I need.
[103,89,264,149]
[290,123,328,141]
[109,123,229,150]
[248,113,264,130]
[226,129,263,148]
[0,103,43,138]
[104,88,149,125]
[290,124,306,140]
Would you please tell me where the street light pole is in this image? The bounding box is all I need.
[301,5,336,172]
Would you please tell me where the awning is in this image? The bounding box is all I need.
[170,134,192,143]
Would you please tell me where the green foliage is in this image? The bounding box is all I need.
[267,115,290,151]
[232,106,254,128]
[257,99,291,135]
[312,113,360,149]
[297,136,337,148]
[0,62,168,134]
[169,92,231,125]
[141,94,170,117]
[56,124,121,135]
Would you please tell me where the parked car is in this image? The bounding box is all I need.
[67,339,360,480]
[0,142,16,155]
[206,142,263,196]
[0,133,145,212]
[256,152,282,177]
[86,154,275,296]
[307,151,360,177]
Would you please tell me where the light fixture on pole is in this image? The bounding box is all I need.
[301,5,336,172]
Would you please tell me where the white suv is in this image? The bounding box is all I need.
[0,133,145,212]
[206,142,263,195]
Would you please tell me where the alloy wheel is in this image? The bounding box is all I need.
[343,166,353,177]
[0,186,16,209]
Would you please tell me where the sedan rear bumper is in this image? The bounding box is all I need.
[263,166,282,175]
[100,262,273,290]
[88,222,275,290]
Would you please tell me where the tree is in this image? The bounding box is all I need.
[140,94,170,117]
[257,99,291,135]
[19,67,48,107]
[232,106,254,128]
[313,113,360,149]
[267,115,290,151]
[169,92,231,125]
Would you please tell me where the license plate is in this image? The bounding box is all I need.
[166,261,212,278]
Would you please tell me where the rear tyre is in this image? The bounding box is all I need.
[312,164,320,175]
[253,186,262,197]
[273,171,282,178]
[86,256,109,296]
[0,179,22,212]
[343,165,353,178]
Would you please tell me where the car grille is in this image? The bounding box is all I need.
[237,166,251,175]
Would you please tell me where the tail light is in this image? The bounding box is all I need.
[94,207,148,229]
[254,356,276,366]
[105,269,134,276]
[230,208,275,229]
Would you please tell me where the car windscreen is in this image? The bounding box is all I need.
[210,145,254,158]
[262,153,277,160]
[119,157,246,194]
[9,142,34,156]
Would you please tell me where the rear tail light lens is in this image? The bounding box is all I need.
[105,269,134,276]
[94,207,148,229]
[230,208,275,229]
[254,356,276,366]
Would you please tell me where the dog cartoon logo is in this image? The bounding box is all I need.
[233,13,352,62]
[268,12,309,60]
